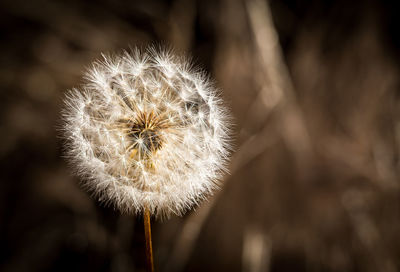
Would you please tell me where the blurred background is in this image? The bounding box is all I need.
[1,0,400,271]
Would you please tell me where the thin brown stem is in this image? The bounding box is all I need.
[144,207,154,272]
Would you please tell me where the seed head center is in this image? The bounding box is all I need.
[129,111,164,157]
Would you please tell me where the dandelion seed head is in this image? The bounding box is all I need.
[62,47,232,218]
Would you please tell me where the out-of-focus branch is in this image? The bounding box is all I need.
[246,0,313,167]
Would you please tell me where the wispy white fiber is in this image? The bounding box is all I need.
[61,47,232,218]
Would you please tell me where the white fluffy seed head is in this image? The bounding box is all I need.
[61,47,233,219]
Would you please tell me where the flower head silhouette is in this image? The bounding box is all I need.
[62,47,232,218]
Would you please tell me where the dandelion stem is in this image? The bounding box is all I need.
[144,207,154,272]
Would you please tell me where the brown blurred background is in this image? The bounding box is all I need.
[1,0,400,271]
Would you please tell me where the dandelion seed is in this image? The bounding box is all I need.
[61,47,233,219]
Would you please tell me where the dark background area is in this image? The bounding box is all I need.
[1,0,400,271]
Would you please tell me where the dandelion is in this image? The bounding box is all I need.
[61,47,232,271]
[62,47,232,218]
